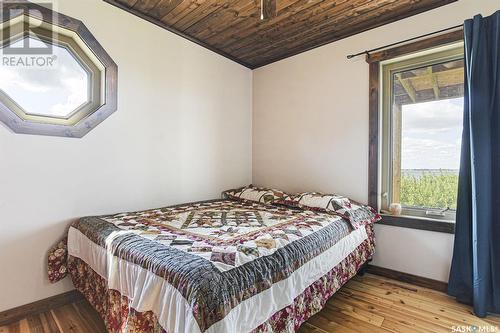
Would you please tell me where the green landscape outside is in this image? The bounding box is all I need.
[400,98,463,211]
[400,169,459,210]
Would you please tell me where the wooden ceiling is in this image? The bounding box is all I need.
[104,0,457,69]
[394,59,464,105]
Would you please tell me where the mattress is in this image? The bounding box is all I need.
[55,198,376,333]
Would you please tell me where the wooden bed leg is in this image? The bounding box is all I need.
[357,259,373,276]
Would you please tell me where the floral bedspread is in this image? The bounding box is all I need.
[68,225,375,333]
[100,199,351,271]
[48,198,376,333]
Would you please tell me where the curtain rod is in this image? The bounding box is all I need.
[346,24,463,59]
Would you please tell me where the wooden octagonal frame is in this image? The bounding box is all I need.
[0,1,117,138]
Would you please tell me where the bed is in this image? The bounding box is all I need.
[48,190,377,333]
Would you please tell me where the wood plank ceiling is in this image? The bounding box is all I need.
[103,0,457,69]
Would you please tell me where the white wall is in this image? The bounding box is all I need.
[0,0,252,312]
[253,0,498,282]
[2,0,497,313]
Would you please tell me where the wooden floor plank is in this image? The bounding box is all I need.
[353,274,469,310]
[302,313,363,333]
[344,279,495,327]
[0,321,20,333]
[25,316,44,333]
[4,273,500,333]
[333,291,454,333]
[38,312,60,333]
[316,308,389,333]
[298,322,330,333]
[51,304,94,333]
[71,301,106,332]
[487,315,500,324]
[324,302,385,327]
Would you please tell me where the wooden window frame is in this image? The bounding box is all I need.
[368,30,463,234]
[0,1,118,138]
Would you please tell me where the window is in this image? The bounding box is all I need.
[0,2,117,137]
[380,43,464,222]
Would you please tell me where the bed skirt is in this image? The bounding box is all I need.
[67,225,375,333]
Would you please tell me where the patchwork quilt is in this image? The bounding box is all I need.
[49,198,377,333]
[99,199,351,272]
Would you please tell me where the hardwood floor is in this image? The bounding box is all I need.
[300,274,500,333]
[0,300,106,333]
[1,274,499,333]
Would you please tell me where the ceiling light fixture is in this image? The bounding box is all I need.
[261,0,277,20]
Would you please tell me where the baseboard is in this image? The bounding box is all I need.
[366,264,448,292]
[0,290,83,326]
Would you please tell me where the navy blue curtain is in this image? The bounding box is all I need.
[448,11,500,318]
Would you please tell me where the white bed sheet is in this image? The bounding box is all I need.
[68,225,368,333]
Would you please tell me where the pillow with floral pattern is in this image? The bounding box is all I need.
[222,185,291,205]
[48,237,68,283]
[291,192,381,229]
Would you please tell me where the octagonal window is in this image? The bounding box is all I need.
[0,3,117,137]
[0,37,90,119]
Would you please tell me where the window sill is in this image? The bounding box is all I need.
[377,214,455,234]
